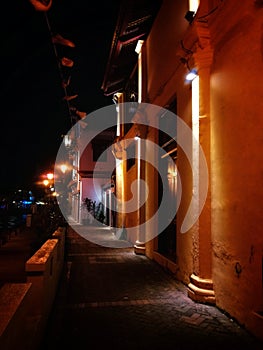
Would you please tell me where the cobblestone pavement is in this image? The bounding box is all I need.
[41,224,263,350]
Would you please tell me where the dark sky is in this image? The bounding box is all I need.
[0,0,120,194]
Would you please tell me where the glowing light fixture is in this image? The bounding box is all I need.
[60,164,68,174]
[186,69,198,81]
[189,0,199,11]
[64,134,72,148]
[135,40,144,54]
[185,0,199,22]
[43,179,49,187]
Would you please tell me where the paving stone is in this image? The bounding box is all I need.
[40,225,263,350]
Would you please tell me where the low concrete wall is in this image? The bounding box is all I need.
[0,283,32,350]
[52,226,66,274]
[0,226,66,350]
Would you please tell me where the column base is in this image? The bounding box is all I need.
[187,273,216,304]
[134,241,146,255]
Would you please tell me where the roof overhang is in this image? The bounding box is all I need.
[101,0,162,96]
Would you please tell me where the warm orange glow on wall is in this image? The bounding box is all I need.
[116,158,125,224]
[192,75,200,215]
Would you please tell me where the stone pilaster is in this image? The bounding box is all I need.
[187,24,215,304]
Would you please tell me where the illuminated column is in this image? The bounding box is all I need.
[119,93,125,137]
[115,156,126,229]
[134,40,146,254]
[79,178,83,224]
[73,150,80,223]
[187,46,215,304]
[134,134,147,254]
[135,40,144,103]
[113,92,125,137]
[113,92,126,230]
[137,136,141,230]
[108,189,112,227]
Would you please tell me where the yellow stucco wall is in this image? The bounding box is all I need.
[210,0,263,323]
[142,0,263,337]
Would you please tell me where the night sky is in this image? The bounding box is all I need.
[0,0,120,194]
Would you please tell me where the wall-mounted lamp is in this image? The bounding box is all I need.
[112,95,118,104]
[135,40,144,54]
[112,94,120,113]
[180,57,198,81]
[184,10,195,23]
[185,68,198,81]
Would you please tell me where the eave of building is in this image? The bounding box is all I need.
[101,0,162,97]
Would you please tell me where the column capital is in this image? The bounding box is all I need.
[193,21,214,70]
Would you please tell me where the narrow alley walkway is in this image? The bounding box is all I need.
[41,224,262,350]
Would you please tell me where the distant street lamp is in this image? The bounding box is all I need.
[60,164,68,174]
[47,173,54,180]
[42,172,55,203]
[43,179,50,187]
